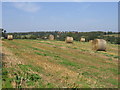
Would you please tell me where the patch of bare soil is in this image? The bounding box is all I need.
[2,47,24,67]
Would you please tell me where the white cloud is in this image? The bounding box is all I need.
[13,2,40,13]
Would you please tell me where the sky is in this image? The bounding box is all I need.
[1,2,118,32]
[2,0,120,2]
[0,1,2,28]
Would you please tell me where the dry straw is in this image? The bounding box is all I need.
[44,37,47,39]
[1,37,4,40]
[49,35,54,40]
[92,39,107,51]
[89,40,93,43]
[7,35,13,40]
[57,35,60,38]
[65,36,73,43]
[80,38,85,42]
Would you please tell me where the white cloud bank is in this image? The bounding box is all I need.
[13,2,40,13]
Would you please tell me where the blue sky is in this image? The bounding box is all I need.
[2,2,118,32]
[0,1,2,28]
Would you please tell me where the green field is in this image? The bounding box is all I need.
[2,39,119,88]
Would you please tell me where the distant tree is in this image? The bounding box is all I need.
[6,31,119,44]
[0,28,7,38]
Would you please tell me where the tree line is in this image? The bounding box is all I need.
[0,28,120,44]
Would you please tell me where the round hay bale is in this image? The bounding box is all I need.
[7,35,13,40]
[49,35,54,40]
[89,40,93,43]
[1,37,4,40]
[44,37,47,39]
[65,37,73,43]
[80,38,85,42]
[36,38,41,40]
[92,39,107,51]
[57,35,60,38]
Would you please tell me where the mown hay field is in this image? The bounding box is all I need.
[0,61,1,89]
[2,39,119,88]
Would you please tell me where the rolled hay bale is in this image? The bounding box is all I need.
[92,39,107,51]
[7,35,13,40]
[36,38,41,40]
[57,35,60,38]
[89,40,93,43]
[44,37,47,39]
[1,37,4,40]
[80,38,85,42]
[49,35,54,40]
[65,36,73,43]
